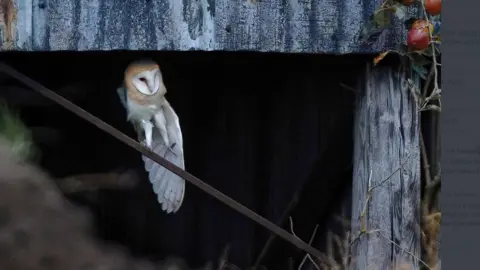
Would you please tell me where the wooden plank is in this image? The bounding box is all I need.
[350,64,421,270]
[4,0,399,53]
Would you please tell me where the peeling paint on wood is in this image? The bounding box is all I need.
[351,64,421,270]
[3,0,411,53]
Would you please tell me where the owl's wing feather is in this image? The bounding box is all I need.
[142,100,185,213]
[116,86,128,109]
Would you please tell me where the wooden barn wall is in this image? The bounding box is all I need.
[294,63,422,270]
[0,0,424,268]
[1,0,419,53]
[0,52,362,268]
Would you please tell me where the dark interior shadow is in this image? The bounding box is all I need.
[0,51,365,269]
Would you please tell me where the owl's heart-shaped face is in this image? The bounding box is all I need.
[124,60,163,96]
[123,59,167,105]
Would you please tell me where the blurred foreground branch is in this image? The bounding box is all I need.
[57,169,140,194]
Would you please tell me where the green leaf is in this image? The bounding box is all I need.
[420,46,434,57]
[392,3,407,20]
[409,52,432,66]
[0,102,37,162]
[429,88,442,100]
[412,64,428,79]
[423,104,442,112]
[395,43,409,54]
[373,51,390,66]
[429,92,441,101]
[360,20,376,41]
[372,8,394,27]
[360,26,390,45]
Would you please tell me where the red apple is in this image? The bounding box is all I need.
[407,27,430,50]
[401,0,415,6]
[424,0,441,16]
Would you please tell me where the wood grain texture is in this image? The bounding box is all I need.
[3,0,416,53]
[350,64,421,270]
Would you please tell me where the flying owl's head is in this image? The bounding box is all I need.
[124,59,166,97]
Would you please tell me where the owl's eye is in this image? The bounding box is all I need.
[139,77,146,82]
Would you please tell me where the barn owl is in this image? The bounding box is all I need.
[117,59,185,214]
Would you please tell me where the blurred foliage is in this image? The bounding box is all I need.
[0,100,37,162]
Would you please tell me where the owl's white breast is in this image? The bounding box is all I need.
[126,98,161,122]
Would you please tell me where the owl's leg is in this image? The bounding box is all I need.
[153,111,169,146]
[141,120,154,149]
[153,111,176,157]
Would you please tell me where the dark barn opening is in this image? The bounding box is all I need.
[0,51,367,269]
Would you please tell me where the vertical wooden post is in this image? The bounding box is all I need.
[350,64,421,270]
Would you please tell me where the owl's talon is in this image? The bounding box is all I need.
[167,143,177,157]
[142,140,152,150]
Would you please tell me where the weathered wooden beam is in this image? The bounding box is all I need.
[350,64,421,270]
[2,0,400,53]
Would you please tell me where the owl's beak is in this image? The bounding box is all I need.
[147,81,155,94]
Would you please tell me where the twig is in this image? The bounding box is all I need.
[420,127,442,209]
[217,245,230,270]
[339,83,358,93]
[297,223,319,270]
[425,172,440,190]
[349,227,431,269]
[254,187,301,268]
[348,228,383,248]
[359,170,373,233]
[353,152,422,268]
[376,230,431,269]
[288,217,320,270]
[421,65,435,98]
[419,1,441,111]
[317,209,353,269]
[421,8,439,91]
[368,152,412,193]
[416,7,441,264]
[338,231,351,268]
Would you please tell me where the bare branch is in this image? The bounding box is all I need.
[368,153,412,192]
[419,1,442,111]
[288,217,320,270]
[376,230,431,269]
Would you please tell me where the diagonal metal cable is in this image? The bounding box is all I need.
[0,62,323,259]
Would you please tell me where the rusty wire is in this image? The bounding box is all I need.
[0,62,323,259]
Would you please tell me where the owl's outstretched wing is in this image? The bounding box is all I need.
[142,100,185,213]
[116,86,127,109]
